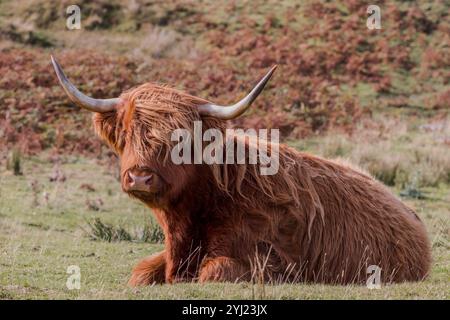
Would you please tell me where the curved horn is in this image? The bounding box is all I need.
[51,55,120,113]
[198,65,277,120]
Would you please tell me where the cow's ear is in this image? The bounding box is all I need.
[93,112,125,153]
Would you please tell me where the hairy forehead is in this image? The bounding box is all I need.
[93,83,226,163]
[117,83,207,131]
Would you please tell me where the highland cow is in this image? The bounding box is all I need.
[51,56,431,286]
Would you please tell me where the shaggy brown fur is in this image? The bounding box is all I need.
[92,83,431,285]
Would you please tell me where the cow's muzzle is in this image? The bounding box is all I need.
[124,171,155,193]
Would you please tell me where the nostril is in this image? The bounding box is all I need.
[127,171,136,186]
[144,175,153,186]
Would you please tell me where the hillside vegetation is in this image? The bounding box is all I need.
[0,0,448,153]
[0,0,449,299]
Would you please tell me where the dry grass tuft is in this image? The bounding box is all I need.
[6,148,23,176]
[293,116,450,189]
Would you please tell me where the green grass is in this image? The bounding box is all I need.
[0,0,448,298]
[0,150,448,299]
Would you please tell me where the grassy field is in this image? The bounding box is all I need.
[0,0,449,299]
[1,124,449,300]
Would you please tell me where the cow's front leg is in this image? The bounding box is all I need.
[128,250,166,286]
[198,256,250,283]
